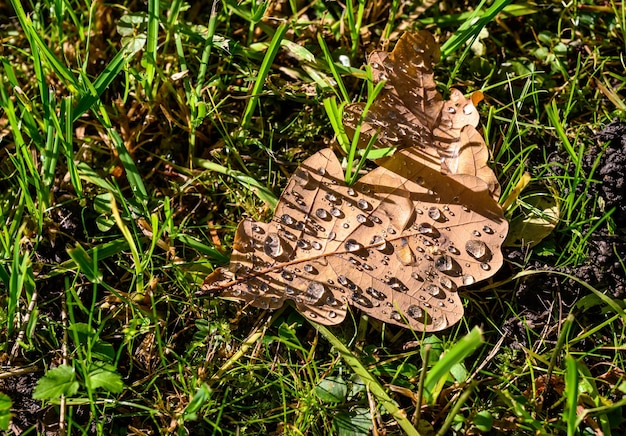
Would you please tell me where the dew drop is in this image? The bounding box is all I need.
[344,239,362,252]
[303,282,326,304]
[311,241,322,250]
[315,208,329,219]
[308,312,317,318]
[357,199,371,210]
[370,235,387,250]
[472,230,481,237]
[263,233,284,258]
[428,207,441,220]
[304,264,315,273]
[337,275,348,286]
[390,311,403,322]
[411,272,423,281]
[342,223,350,229]
[325,193,338,203]
[435,255,460,274]
[328,311,337,319]
[416,177,425,185]
[448,246,460,255]
[371,215,382,224]
[447,106,456,114]
[483,225,494,234]
[426,284,445,298]
[440,277,453,290]
[366,287,386,301]
[407,305,425,321]
[317,167,326,176]
[281,270,293,281]
[387,226,397,235]
[351,293,373,308]
[462,275,475,285]
[481,263,491,270]
[328,231,336,241]
[463,105,474,115]
[281,214,296,226]
[466,240,491,260]
[356,214,368,224]
[296,239,311,250]
[387,277,409,292]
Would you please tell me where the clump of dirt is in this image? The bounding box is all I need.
[594,120,626,227]
[503,120,626,347]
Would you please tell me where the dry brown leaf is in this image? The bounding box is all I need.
[343,31,500,198]
[201,149,508,332]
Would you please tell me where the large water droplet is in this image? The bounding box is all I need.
[483,225,494,234]
[351,293,373,308]
[330,208,343,218]
[428,207,441,221]
[407,305,425,321]
[263,233,284,258]
[316,208,329,220]
[465,240,491,261]
[462,275,475,285]
[311,241,322,250]
[344,239,362,252]
[281,270,293,280]
[328,231,336,241]
[356,214,369,224]
[439,277,454,291]
[303,282,326,304]
[387,277,409,292]
[426,284,445,298]
[366,287,386,301]
[325,193,338,203]
[281,214,295,226]
[390,311,403,322]
[296,239,311,250]
[304,264,316,274]
[357,199,371,211]
[435,255,461,276]
[370,235,387,250]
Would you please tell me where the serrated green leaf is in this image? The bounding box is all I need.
[86,363,124,393]
[33,365,79,400]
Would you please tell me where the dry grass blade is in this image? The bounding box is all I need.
[201,148,508,332]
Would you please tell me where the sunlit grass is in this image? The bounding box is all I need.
[0,0,625,434]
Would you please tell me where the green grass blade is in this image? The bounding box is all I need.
[73,41,145,121]
[440,0,514,59]
[315,324,421,436]
[564,355,579,436]
[423,327,484,403]
[194,158,278,209]
[241,23,288,129]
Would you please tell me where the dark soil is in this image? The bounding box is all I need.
[503,120,626,346]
